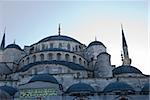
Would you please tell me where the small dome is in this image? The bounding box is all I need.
[97,52,110,57]
[88,41,105,47]
[103,82,134,93]
[141,83,150,92]
[66,82,95,93]
[113,65,142,75]
[5,44,22,51]
[38,35,81,44]
[28,74,59,84]
[0,85,18,96]
[0,63,12,75]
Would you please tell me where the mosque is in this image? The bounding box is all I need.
[0,25,149,100]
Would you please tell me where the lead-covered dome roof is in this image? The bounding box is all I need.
[141,83,150,92]
[103,81,134,93]
[0,85,18,96]
[5,44,22,51]
[19,61,86,72]
[28,73,59,84]
[88,41,105,47]
[0,63,12,75]
[38,35,81,44]
[66,82,95,93]
[113,65,142,75]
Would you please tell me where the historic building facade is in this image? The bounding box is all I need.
[0,25,149,100]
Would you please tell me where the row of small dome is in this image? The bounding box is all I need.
[4,35,105,51]
[0,73,149,97]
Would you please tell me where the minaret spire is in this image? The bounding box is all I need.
[121,24,131,65]
[121,24,127,48]
[0,27,6,50]
[58,24,61,36]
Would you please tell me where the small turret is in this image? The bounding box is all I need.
[94,52,112,77]
[85,40,106,70]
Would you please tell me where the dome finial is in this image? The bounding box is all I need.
[58,24,61,36]
[95,36,97,41]
[13,39,16,44]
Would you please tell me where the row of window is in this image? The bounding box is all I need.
[30,43,83,53]
[22,53,86,66]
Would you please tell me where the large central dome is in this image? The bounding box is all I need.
[38,35,81,44]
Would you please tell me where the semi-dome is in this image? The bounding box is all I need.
[38,35,81,44]
[5,44,22,51]
[113,65,142,75]
[28,73,59,84]
[19,61,86,72]
[0,63,12,75]
[141,83,150,92]
[66,82,95,93]
[0,85,18,96]
[88,41,105,47]
[103,81,134,93]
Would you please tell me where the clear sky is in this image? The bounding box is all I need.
[0,0,149,74]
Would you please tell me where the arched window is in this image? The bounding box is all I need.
[26,57,29,64]
[57,53,61,61]
[75,45,78,51]
[67,43,70,50]
[59,43,62,49]
[45,66,49,73]
[32,55,36,62]
[32,68,37,75]
[79,45,81,51]
[50,43,53,48]
[37,45,40,51]
[65,54,70,62]
[77,72,80,78]
[35,46,38,52]
[72,47,74,51]
[22,60,24,65]
[79,58,82,65]
[42,44,45,50]
[45,44,48,50]
[119,97,128,100]
[48,53,53,60]
[73,55,77,63]
[40,54,44,61]
[84,61,86,66]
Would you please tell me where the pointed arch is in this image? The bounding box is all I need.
[65,54,70,62]
[73,55,77,63]
[67,43,70,50]
[57,53,61,61]
[32,55,36,62]
[48,53,53,60]
[40,54,44,61]
[79,58,82,65]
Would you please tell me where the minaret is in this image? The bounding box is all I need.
[0,27,6,50]
[121,24,131,65]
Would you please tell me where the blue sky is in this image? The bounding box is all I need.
[0,0,149,74]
